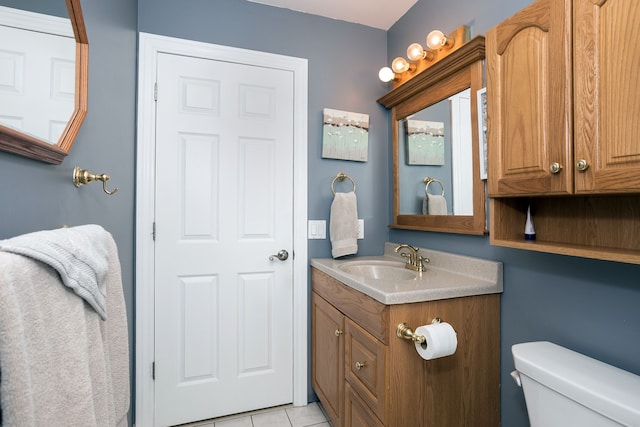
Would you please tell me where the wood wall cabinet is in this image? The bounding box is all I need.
[486,0,640,263]
[311,268,500,427]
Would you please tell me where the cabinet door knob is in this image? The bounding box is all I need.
[550,162,563,174]
[576,159,590,171]
[355,361,366,370]
[334,329,344,337]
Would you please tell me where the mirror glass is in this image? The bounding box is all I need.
[378,36,487,235]
[398,89,473,216]
[0,0,87,164]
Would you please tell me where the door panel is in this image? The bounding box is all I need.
[486,0,573,196]
[574,0,640,192]
[154,52,294,426]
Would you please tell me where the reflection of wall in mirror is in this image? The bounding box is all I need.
[0,5,75,144]
[0,0,68,17]
[399,100,453,215]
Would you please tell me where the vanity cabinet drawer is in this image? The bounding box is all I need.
[312,268,389,343]
[344,317,388,424]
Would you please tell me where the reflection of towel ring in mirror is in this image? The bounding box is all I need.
[331,172,356,195]
[424,177,445,196]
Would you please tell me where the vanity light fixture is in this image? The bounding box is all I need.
[378,25,470,85]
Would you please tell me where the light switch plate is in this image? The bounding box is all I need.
[308,220,326,239]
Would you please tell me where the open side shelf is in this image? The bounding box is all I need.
[490,196,640,265]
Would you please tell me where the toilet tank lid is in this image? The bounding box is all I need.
[512,341,640,427]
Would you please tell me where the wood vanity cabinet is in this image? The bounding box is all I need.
[486,0,640,263]
[311,268,500,427]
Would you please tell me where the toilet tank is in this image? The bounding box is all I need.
[512,341,640,427]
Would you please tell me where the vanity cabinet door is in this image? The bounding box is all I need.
[573,0,640,193]
[344,318,388,424]
[312,293,344,427]
[486,0,573,196]
[344,383,385,427]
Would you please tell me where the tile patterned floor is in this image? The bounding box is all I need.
[182,402,332,427]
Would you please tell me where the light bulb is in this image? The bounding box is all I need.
[426,30,448,50]
[406,43,425,61]
[391,57,410,73]
[378,66,395,83]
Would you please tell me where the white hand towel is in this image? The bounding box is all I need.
[330,191,358,258]
[424,193,448,215]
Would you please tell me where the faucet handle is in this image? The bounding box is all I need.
[416,255,430,272]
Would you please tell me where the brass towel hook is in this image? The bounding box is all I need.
[73,167,119,195]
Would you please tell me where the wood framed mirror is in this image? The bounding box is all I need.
[0,0,87,164]
[378,36,487,235]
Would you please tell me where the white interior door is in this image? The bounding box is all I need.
[153,52,295,426]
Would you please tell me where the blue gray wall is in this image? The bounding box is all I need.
[1,0,639,426]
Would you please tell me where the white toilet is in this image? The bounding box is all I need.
[511,341,640,427]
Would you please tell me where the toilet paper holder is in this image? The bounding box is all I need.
[396,318,443,344]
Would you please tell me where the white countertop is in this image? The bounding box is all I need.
[311,242,503,305]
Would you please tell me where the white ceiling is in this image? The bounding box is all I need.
[246,0,418,30]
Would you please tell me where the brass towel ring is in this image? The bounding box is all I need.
[331,172,356,195]
[424,177,444,197]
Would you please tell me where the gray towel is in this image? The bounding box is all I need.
[330,191,358,258]
[0,224,109,319]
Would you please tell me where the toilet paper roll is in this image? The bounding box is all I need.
[414,322,457,360]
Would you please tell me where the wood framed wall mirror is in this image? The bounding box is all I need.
[378,36,487,235]
[0,0,87,165]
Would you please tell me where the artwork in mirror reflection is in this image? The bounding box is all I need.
[0,4,75,145]
[399,89,473,216]
[322,108,369,162]
[406,119,445,165]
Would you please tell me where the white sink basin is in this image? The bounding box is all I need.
[338,260,416,280]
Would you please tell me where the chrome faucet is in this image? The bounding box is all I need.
[394,244,429,272]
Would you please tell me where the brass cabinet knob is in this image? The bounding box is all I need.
[355,361,366,370]
[334,329,344,337]
[549,162,563,174]
[576,159,590,171]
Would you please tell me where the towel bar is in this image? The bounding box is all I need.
[331,172,356,195]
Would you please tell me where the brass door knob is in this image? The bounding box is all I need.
[576,159,590,171]
[549,162,563,174]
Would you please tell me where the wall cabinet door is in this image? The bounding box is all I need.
[487,0,573,196]
[573,0,640,193]
[312,293,344,427]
